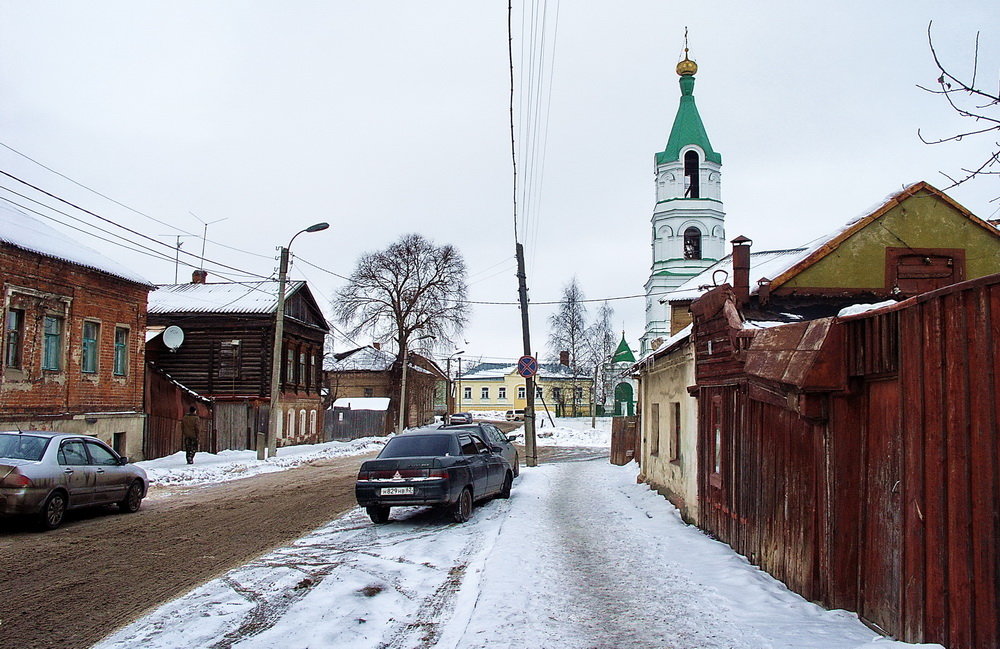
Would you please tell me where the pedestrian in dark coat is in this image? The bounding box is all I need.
[181,406,200,464]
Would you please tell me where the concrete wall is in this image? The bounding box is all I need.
[2,412,145,460]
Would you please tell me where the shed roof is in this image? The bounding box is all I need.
[0,199,153,287]
[148,280,306,315]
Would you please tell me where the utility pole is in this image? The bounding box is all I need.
[457,356,463,413]
[397,342,409,434]
[516,242,537,467]
[264,246,290,460]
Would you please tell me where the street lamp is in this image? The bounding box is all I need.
[397,333,435,434]
[445,351,464,416]
[261,222,330,460]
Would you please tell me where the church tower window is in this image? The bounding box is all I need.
[684,227,702,260]
[684,150,700,198]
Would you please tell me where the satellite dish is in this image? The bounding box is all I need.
[162,326,185,351]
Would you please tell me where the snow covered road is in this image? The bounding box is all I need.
[94,453,938,649]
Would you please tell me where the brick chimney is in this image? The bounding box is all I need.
[559,350,570,366]
[731,235,752,306]
[191,269,208,284]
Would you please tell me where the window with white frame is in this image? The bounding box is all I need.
[481,387,489,400]
[498,386,507,400]
[517,385,525,399]
[463,386,472,400]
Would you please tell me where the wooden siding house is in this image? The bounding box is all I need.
[0,203,152,459]
[324,345,447,434]
[146,272,328,454]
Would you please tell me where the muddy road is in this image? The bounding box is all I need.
[1,425,595,649]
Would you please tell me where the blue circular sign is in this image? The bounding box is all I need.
[517,355,538,377]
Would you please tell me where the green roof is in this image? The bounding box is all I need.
[656,75,721,166]
[611,333,636,363]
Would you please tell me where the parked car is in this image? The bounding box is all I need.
[448,412,473,424]
[440,422,519,477]
[355,426,513,524]
[0,431,148,530]
[505,409,525,421]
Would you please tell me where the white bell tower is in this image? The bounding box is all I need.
[641,39,726,353]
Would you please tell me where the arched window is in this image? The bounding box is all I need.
[684,227,702,260]
[684,151,700,198]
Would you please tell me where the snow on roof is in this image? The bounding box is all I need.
[332,397,390,411]
[0,199,153,286]
[325,346,395,372]
[837,300,898,318]
[664,247,813,303]
[460,361,589,381]
[148,280,305,315]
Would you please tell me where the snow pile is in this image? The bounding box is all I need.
[508,416,612,447]
[138,437,386,488]
[95,456,939,649]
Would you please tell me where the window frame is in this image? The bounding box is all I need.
[113,326,129,376]
[517,385,526,400]
[498,386,507,400]
[463,386,472,400]
[42,315,64,371]
[4,308,24,370]
[480,386,489,401]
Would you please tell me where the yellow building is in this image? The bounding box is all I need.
[455,362,593,417]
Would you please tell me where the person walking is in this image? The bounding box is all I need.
[181,406,201,464]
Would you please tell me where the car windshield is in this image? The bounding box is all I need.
[0,434,50,461]
[379,435,454,458]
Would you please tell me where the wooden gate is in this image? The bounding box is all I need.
[214,402,252,451]
[610,416,639,465]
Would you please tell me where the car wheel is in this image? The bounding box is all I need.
[451,487,473,523]
[39,491,67,531]
[367,506,391,524]
[498,472,513,499]
[119,481,144,513]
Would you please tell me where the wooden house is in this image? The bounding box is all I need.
[0,202,152,459]
[324,345,447,433]
[146,272,328,453]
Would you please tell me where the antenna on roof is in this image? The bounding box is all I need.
[189,212,228,272]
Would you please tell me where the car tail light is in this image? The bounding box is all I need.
[427,469,447,480]
[1,469,31,488]
[356,470,370,481]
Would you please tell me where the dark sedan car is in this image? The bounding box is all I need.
[0,431,148,530]
[440,422,519,477]
[356,427,513,524]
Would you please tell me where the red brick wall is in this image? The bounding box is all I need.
[1,245,149,418]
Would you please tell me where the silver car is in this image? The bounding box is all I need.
[0,431,148,530]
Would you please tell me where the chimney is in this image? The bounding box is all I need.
[191,269,208,284]
[731,235,752,306]
[559,350,570,366]
[372,342,381,350]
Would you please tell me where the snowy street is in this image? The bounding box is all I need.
[94,421,937,649]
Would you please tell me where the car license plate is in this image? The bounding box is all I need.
[380,486,414,496]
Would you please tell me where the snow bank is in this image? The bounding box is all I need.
[506,416,612,447]
[138,437,386,488]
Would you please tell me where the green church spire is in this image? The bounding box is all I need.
[611,332,636,364]
[656,39,721,166]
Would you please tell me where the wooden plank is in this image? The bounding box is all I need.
[943,292,973,649]
[967,286,998,649]
[921,297,949,644]
[899,305,926,642]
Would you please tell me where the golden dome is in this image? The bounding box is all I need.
[676,55,698,76]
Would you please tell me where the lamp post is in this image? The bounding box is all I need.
[261,222,329,460]
[397,333,434,434]
[445,351,464,416]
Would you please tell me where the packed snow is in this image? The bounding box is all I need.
[99,418,938,649]
[95,462,938,649]
[137,437,386,488]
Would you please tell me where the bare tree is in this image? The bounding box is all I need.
[918,22,999,193]
[336,233,468,360]
[547,278,589,415]
[585,301,617,407]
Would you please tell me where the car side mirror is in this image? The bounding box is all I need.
[490,445,503,453]
[506,435,517,443]
[118,456,130,465]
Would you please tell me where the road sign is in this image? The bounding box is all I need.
[517,355,538,378]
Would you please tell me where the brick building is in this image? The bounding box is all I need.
[0,202,152,459]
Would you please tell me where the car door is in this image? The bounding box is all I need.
[57,439,94,506]
[472,434,505,494]
[484,425,515,470]
[459,434,490,498]
[85,440,129,504]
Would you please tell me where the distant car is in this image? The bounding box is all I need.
[448,412,473,424]
[440,422,519,477]
[0,431,148,530]
[355,426,513,524]
[505,409,525,421]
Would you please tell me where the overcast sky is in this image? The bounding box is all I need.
[1,1,996,367]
